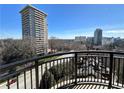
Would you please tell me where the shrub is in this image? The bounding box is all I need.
[40,59,75,88]
[39,70,56,89]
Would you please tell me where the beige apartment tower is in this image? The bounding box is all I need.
[20,5,48,55]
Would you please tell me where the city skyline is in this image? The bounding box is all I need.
[1,4,124,39]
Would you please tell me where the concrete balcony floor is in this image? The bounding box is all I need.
[61,84,116,89]
[51,78,123,89]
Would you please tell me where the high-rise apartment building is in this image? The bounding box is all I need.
[20,5,48,54]
[94,28,102,45]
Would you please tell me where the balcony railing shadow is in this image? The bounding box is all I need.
[0,51,124,89]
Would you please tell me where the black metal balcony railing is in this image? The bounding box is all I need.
[0,51,124,89]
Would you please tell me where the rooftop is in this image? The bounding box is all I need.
[19,4,47,16]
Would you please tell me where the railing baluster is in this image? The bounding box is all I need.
[66,58,68,85]
[103,57,105,83]
[99,55,100,82]
[91,55,92,82]
[66,58,68,86]
[49,61,52,88]
[81,57,84,82]
[70,57,72,84]
[72,57,75,83]
[79,57,81,82]
[117,58,120,86]
[87,54,89,82]
[108,53,113,89]
[17,75,19,89]
[24,71,26,89]
[122,58,124,87]
[35,60,39,89]
[7,79,10,89]
[53,60,55,89]
[30,69,33,89]
[60,59,62,87]
[105,57,107,84]
[113,58,115,85]
[45,62,47,89]
[94,56,96,82]
[68,58,70,85]
[67,58,69,84]
[40,65,43,88]
[57,59,59,88]
[65,58,67,85]
[74,52,77,85]
[97,56,99,82]
[85,55,86,82]
[101,56,103,83]
[71,57,73,83]
[63,58,65,86]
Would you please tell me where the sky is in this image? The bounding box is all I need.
[1,4,124,39]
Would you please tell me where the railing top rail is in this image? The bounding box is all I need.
[75,50,124,54]
[0,52,74,70]
[1,50,124,70]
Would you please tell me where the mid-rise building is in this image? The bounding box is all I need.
[102,37,114,45]
[20,5,48,54]
[75,36,86,42]
[75,36,86,44]
[86,37,94,45]
[94,28,102,45]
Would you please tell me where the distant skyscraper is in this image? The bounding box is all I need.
[20,5,48,54]
[94,28,102,45]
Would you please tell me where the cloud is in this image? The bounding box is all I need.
[103,29,124,38]
[105,29,124,34]
[49,27,124,39]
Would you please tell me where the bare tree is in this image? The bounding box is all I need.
[0,39,35,65]
[49,37,66,52]
[49,37,58,53]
